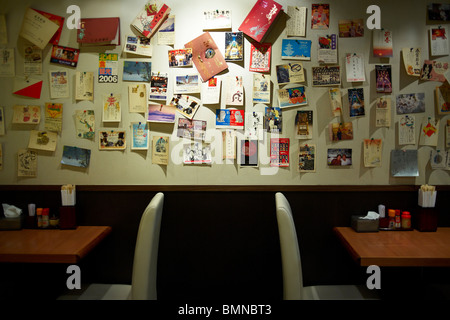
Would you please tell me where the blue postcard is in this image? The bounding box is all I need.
[281,39,312,60]
[123,61,152,82]
[61,146,91,168]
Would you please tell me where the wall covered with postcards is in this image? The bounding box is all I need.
[0,0,449,186]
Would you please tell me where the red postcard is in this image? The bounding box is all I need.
[77,17,121,46]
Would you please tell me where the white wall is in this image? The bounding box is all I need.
[0,0,449,186]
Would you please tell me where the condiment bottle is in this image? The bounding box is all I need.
[388,209,396,229]
[36,208,43,228]
[42,208,50,228]
[395,209,401,229]
[401,211,411,229]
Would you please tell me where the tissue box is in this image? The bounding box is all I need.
[0,217,24,230]
[351,215,379,233]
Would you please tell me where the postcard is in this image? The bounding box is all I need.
[286,6,307,37]
[435,85,450,114]
[13,105,40,124]
[49,71,69,99]
[296,110,313,139]
[98,54,118,84]
[102,94,121,122]
[375,65,392,93]
[157,15,175,46]
[420,60,449,82]
[327,148,352,166]
[252,74,270,104]
[348,88,365,117]
[28,130,57,152]
[281,39,311,60]
[216,109,244,129]
[13,76,43,99]
[375,97,391,127]
[33,9,64,46]
[278,86,307,108]
[363,139,382,167]
[75,72,94,101]
[168,48,193,67]
[77,17,121,46]
[420,117,440,146]
[24,45,42,75]
[173,74,201,94]
[19,8,59,49]
[396,93,425,114]
[318,34,337,64]
[0,48,15,77]
[245,111,264,140]
[346,53,365,82]
[147,103,176,123]
[202,77,221,105]
[152,136,169,165]
[123,61,151,82]
[428,3,450,21]
[75,110,95,139]
[373,29,393,57]
[430,26,449,56]
[128,84,148,113]
[402,48,422,77]
[264,106,282,134]
[131,1,171,39]
[239,139,258,167]
[183,142,212,165]
[123,35,153,57]
[312,66,340,86]
[249,42,271,72]
[329,122,353,141]
[270,138,290,167]
[131,122,149,150]
[61,146,91,168]
[338,19,364,37]
[224,75,244,106]
[44,103,63,132]
[224,32,244,61]
[169,94,201,120]
[177,118,207,141]
[276,62,305,85]
[0,15,7,44]
[222,130,236,160]
[329,88,342,117]
[150,72,168,101]
[390,150,418,177]
[99,131,126,150]
[430,150,448,170]
[18,149,37,177]
[398,115,416,145]
[50,45,79,68]
[298,144,316,172]
[311,4,329,29]
[0,107,4,135]
[203,10,231,30]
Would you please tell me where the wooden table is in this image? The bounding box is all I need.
[334,227,450,267]
[0,226,112,264]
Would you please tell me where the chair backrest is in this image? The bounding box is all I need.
[275,192,303,300]
[130,192,164,300]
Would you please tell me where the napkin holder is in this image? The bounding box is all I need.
[351,215,379,233]
[0,216,24,230]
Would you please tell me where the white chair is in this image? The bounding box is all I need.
[275,192,379,300]
[64,192,164,300]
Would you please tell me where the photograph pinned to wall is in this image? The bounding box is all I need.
[123,61,152,82]
[329,88,342,117]
[375,97,391,127]
[131,1,171,39]
[18,149,37,177]
[295,110,313,139]
[50,45,79,68]
[245,111,264,140]
[276,62,305,85]
[222,130,236,160]
[363,139,382,167]
[328,122,353,141]
[128,84,148,113]
[201,77,221,105]
[75,71,94,101]
[152,136,169,165]
[398,115,416,145]
[215,109,244,129]
[168,48,193,67]
[286,6,307,37]
[131,122,149,150]
[249,42,271,72]
[224,32,244,61]
[396,93,425,114]
[338,19,364,37]
[99,131,126,150]
[103,93,121,123]
[278,86,307,108]
[311,4,329,29]
[317,34,337,64]
[61,146,91,168]
[345,53,365,82]
[375,65,392,93]
[373,29,393,57]
[430,26,449,56]
[173,74,201,94]
[24,45,42,75]
[252,74,270,104]
[298,144,316,172]
[12,105,40,124]
[183,142,212,165]
[270,138,290,167]
[429,150,448,170]
[157,15,175,46]
[264,106,282,134]
[390,149,418,177]
[177,118,207,141]
[75,110,95,140]
[348,88,365,117]
[281,39,311,60]
[203,9,231,30]
[402,48,422,77]
[28,130,57,152]
[427,3,450,21]
[239,139,258,167]
[49,70,69,99]
[420,117,440,146]
[147,103,176,123]
[150,72,168,101]
[169,94,201,119]
[0,48,15,77]
[224,75,244,106]
[0,106,5,135]
[44,102,63,132]
[327,148,352,166]
[435,84,450,115]
[419,60,449,82]
[123,35,153,57]
[312,66,340,86]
